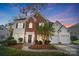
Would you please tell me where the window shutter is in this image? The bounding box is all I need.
[23,23,25,28]
[16,23,18,28]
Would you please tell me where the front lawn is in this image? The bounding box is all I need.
[72,40,79,45]
[0,46,68,56]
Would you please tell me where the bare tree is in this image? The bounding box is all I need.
[9,3,45,16]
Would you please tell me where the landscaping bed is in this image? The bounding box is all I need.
[0,46,68,56]
[29,44,56,49]
[8,43,23,49]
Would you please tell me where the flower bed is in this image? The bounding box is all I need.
[8,43,23,49]
[29,45,56,49]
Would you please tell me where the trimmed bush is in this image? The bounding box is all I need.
[7,39,17,45]
[38,41,42,45]
[7,37,14,40]
[34,40,38,44]
[44,40,50,45]
[71,36,78,41]
[1,37,16,46]
[18,38,23,43]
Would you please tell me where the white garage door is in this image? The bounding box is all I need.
[60,35,70,44]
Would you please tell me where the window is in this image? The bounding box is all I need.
[16,23,23,28]
[39,23,44,26]
[29,22,33,28]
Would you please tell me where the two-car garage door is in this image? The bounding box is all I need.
[50,34,71,44]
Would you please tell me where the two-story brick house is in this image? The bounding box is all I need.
[13,11,71,44]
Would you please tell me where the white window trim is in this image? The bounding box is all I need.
[17,23,23,28]
[29,22,33,28]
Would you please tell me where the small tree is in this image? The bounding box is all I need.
[37,22,54,45]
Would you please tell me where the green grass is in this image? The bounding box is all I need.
[72,40,79,45]
[0,46,68,56]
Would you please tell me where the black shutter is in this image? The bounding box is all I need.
[23,23,25,28]
[16,23,18,28]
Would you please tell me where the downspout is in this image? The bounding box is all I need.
[24,22,26,45]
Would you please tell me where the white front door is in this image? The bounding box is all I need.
[25,32,35,44]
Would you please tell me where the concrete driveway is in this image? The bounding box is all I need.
[55,44,79,56]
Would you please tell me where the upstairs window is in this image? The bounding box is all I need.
[16,23,24,29]
[39,23,44,26]
[29,22,33,28]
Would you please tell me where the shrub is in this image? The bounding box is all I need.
[34,40,38,44]
[7,37,14,40]
[7,39,17,45]
[7,37,16,45]
[18,38,23,43]
[71,36,78,41]
[38,41,42,45]
[2,37,17,46]
[44,40,50,45]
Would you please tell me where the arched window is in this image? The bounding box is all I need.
[29,22,33,28]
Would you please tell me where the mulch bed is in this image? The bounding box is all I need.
[29,44,56,49]
[8,43,23,49]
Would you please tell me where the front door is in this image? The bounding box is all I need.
[28,35,32,43]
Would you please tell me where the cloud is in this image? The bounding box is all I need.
[48,16,78,24]
[64,24,74,28]
[47,5,78,24]
[49,5,74,19]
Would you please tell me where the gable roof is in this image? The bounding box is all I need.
[55,21,68,32]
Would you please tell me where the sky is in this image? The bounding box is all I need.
[0,3,79,27]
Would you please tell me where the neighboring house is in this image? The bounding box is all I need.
[12,11,71,44]
[5,22,14,36]
[0,25,10,42]
[69,23,79,39]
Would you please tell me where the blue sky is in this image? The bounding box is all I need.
[0,3,79,27]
